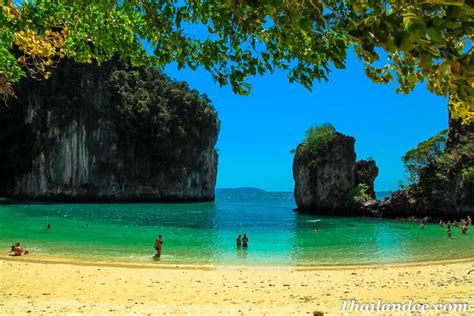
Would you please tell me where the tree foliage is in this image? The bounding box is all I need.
[0,0,473,122]
[300,123,337,154]
[402,129,448,183]
[105,63,220,164]
[348,183,372,202]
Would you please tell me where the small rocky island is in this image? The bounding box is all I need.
[292,124,378,215]
[0,59,220,202]
[293,120,473,218]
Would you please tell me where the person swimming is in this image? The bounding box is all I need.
[242,234,249,248]
[236,234,242,248]
[314,227,320,232]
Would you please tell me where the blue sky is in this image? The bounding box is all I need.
[164,50,448,192]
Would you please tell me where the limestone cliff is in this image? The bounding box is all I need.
[371,117,473,218]
[293,118,472,219]
[0,59,219,201]
[293,131,357,214]
[354,160,379,199]
[293,124,380,215]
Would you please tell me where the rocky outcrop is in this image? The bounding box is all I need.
[293,132,358,214]
[355,160,379,199]
[362,115,473,219]
[0,59,219,202]
[294,113,472,218]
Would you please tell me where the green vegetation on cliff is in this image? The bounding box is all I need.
[299,123,337,155]
[403,127,473,188]
[348,183,372,203]
[397,120,473,215]
[105,62,220,165]
[402,129,448,184]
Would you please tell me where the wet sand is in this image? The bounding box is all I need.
[1,257,473,314]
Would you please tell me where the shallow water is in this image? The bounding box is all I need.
[0,192,472,265]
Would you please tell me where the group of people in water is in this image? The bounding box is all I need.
[152,233,249,260]
[437,216,471,238]
[236,234,249,248]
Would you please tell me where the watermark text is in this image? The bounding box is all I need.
[341,300,469,313]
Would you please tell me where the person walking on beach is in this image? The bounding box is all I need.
[236,234,242,248]
[242,234,249,248]
[154,235,163,259]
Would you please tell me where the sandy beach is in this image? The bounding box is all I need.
[1,257,473,315]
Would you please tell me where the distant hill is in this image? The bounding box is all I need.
[216,187,266,194]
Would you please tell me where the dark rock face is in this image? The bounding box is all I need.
[354,160,379,199]
[0,60,219,202]
[293,115,472,219]
[293,132,357,214]
[363,116,473,219]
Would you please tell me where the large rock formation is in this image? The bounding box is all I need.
[294,116,473,219]
[0,59,219,201]
[354,160,379,199]
[369,116,473,218]
[293,131,376,214]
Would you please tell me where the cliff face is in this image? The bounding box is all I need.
[294,116,472,219]
[293,132,357,214]
[0,59,219,201]
[355,160,379,199]
[374,117,473,218]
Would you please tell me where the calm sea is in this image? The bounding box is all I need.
[0,192,472,266]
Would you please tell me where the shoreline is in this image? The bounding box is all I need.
[1,256,473,314]
[3,254,474,271]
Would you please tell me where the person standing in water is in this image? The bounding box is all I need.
[47,224,51,230]
[242,234,249,248]
[236,234,242,248]
[419,220,425,230]
[154,235,163,259]
[446,225,452,239]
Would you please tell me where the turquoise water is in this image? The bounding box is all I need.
[0,192,472,266]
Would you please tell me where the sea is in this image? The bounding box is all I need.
[0,191,472,266]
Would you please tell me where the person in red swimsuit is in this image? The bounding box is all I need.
[12,242,29,256]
